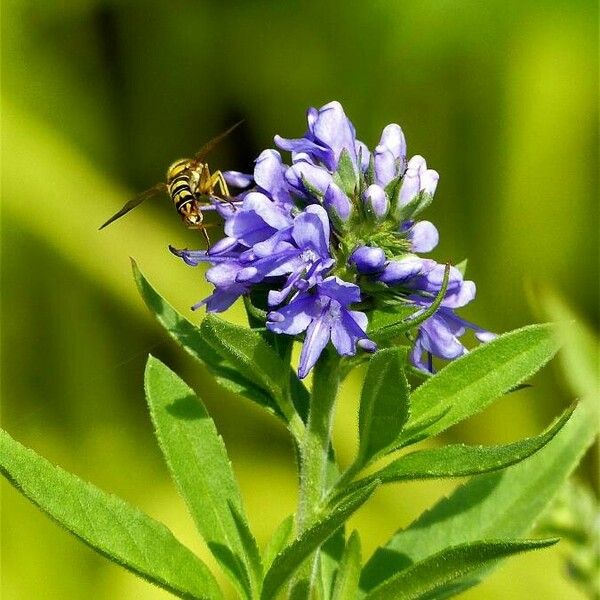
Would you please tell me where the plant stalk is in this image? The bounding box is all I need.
[289,349,341,598]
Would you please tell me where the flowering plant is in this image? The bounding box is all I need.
[1,102,597,599]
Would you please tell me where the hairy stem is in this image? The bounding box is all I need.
[290,350,341,598]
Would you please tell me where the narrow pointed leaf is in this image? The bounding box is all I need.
[200,314,304,430]
[356,404,573,486]
[261,482,378,600]
[229,502,264,593]
[364,539,557,600]
[398,323,560,444]
[320,526,346,600]
[144,356,259,600]
[361,397,598,593]
[0,428,222,600]
[332,531,362,600]
[335,147,359,195]
[244,295,310,422]
[454,258,468,276]
[263,515,294,571]
[357,348,410,466]
[133,260,282,419]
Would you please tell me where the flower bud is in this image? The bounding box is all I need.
[358,338,377,352]
[408,221,439,253]
[349,246,386,274]
[379,256,423,285]
[363,184,389,220]
[398,155,439,208]
[285,162,333,198]
[324,183,352,222]
[374,124,407,185]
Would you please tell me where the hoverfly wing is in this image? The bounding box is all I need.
[99,183,167,230]
[190,120,244,167]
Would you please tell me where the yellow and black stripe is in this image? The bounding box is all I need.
[166,159,197,216]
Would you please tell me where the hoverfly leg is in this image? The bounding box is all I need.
[201,226,211,249]
[213,171,231,197]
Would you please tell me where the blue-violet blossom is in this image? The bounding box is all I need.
[172,101,493,377]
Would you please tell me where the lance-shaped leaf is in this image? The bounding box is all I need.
[357,348,410,467]
[0,428,222,600]
[200,315,305,432]
[360,397,598,594]
[263,516,295,571]
[319,526,346,600]
[363,539,557,600]
[144,357,260,600]
[396,323,560,446]
[133,260,282,419]
[354,404,573,487]
[332,531,362,600]
[261,482,378,600]
[335,147,359,195]
[370,265,450,344]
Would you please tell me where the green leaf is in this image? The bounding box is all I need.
[396,191,434,222]
[360,397,598,593]
[454,258,468,276]
[263,515,295,571]
[367,305,419,333]
[398,323,560,445]
[144,356,259,600]
[539,288,599,399]
[335,147,359,196]
[357,348,410,466]
[229,502,264,596]
[319,526,346,600]
[0,428,222,600]
[200,314,303,433]
[332,531,362,600]
[363,539,557,600]
[370,264,450,344]
[132,260,282,419]
[261,482,378,600]
[355,404,573,486]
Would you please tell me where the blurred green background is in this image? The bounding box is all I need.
[1,0,598,598]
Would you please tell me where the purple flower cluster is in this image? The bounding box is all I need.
[172,102,492,377]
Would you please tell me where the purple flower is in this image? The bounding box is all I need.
[396,259,495,372]
[374,124,407,187]
[363,184,389,220]
[406,220,439,253]
[398,155,439,208]
[262,205,335,305]
[410,309,496,373]
[285,161,335,199]
[379,256,425,285]
[224,192,293,246]
[223,170,254,189]
[349,246,386,274]
[275,101,360,173]
[267,277,375,378]
[254,149,294,209]
[324,183,353,222]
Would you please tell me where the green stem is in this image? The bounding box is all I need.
[290,349,341,598]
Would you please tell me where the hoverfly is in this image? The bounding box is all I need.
[99,121,244,246]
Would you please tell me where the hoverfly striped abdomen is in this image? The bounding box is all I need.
[166,159,203,227]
